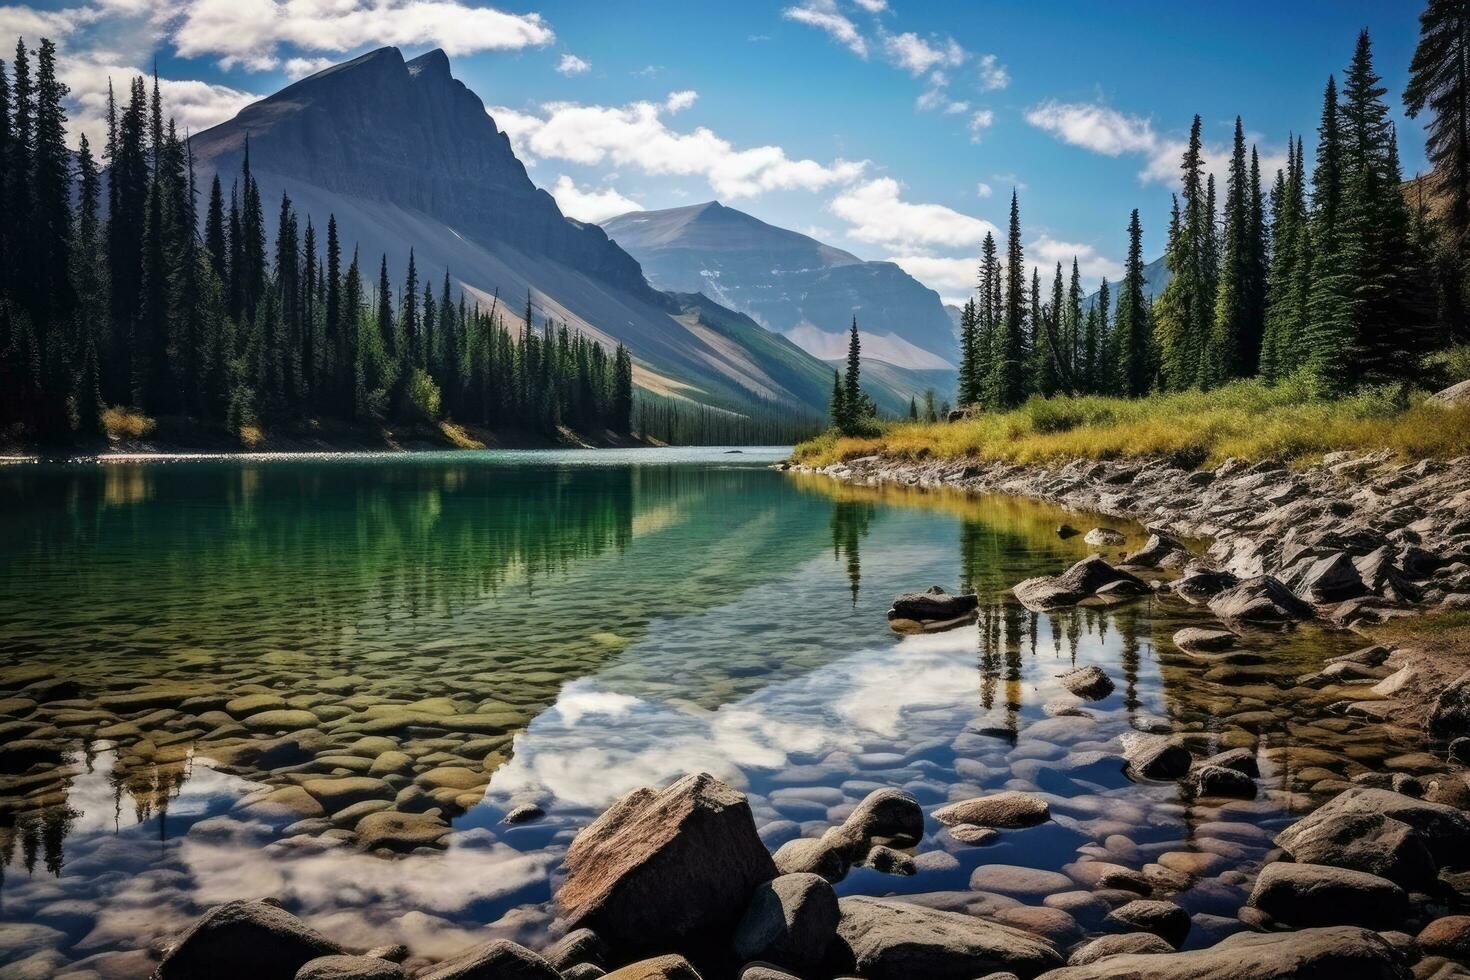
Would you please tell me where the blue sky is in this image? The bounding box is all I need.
[5,0,1431,303]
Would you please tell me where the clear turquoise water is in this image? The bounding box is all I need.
[0,450,1402,975]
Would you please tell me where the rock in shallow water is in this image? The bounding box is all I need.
[732,873,839,973]
[1121,734,1192,781]
[1103,900,1191,949]
[1207,575,1312,625]
[1013,557,1146,612]
[155,900,344,980]
[1036,926,1407,979]
[1245,862,1406,930]
[834,896,1063,980]
[887,586,980,632]
[557,772,776,961]
[1273,810,1437,890]
[1057,665,1115,700]
[934,791,1051,829]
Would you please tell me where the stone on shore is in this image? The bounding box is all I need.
[732,873,839,974]
[835,896,1063,980]
[1057,665,1114,700]
[1289,787,1470,868]
[1416,916,1470,961]
[1102,900,1190,948]
[1083,527,1126,546]
[1013,557,1146,612]
[933,791,1051,829]
[1035,926,1407,979]
[823,787,923,857]
[1121,734,1192,781]
[1273,810,1437,889]
[155,900,344,980]
[557,772,776,960]
[295,954,409,979]
[1172,627,1237,654]
[1430,669,1470,740]
[1207,575,1312,624]
[887,586,980,631]
[1067,932,1173,965]
[1187,764,1257,799]
[418,939,561,980]
[1245,862,1406,929]
[602,955,703,979]
[771,836,848,882]
[1125,533,1186,568]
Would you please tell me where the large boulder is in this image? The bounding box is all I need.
[822,788,923,858]
[1417,916,1470,961]
[1207,576,1313,625]
[732,874,839,974]
[1290,788,1470,869]
[1102,900,1190,949]
[1057,665,1114,700]
[887,587,980,632]
[933,792,1051,829]
[1068,933,1173,965]
[1288,553,1368,604]
[1245,862,1406,930]
[834,896,1062,980]
[1430,669,1470,740]
[771,836,848,882]
[295,955,408,979]
[1013,557,1146,612]
[418,940,560,980]
[155,900,344,980]
[601,955,702,979]
[1034,926,1409,979]
[557,772,776,960]
[1428,378,1470,407]
[1273,811,1437,889]
[1121,734,1192,781]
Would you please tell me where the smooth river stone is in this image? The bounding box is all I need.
[968,865,1074,900]
[934,792,1050,829]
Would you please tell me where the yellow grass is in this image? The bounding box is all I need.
[793,377,1470,469]
[101,406,156,440]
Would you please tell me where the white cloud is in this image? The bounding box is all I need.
[782,1,866,58]
[976,181,993,198]
[888,254,978,303]
[915,87,967,115]
[490,95,867,200]
[882,31,965,76]
[171,0,554,70]
[283,55,334,79]
[61,57,257,149]
[1026,98,1286,190]
[978,53,1009,91]
[968,108,994,142]
[550,176,643,223]
[851,0,886,10]
[829,178,999,251]
[664,89,697,113]
[1029,235,1124,283]
[0,4,98,39]
[1025,99,1158,157]
[555,52,589,75]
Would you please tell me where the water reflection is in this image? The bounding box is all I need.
[0,454,1425,975]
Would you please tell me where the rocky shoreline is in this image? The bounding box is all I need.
[786,450,1470,737]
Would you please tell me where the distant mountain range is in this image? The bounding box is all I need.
[603,202,957,370]
[187,48,857,419]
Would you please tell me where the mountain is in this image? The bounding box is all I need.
[187,48,838,416]
[602,202,957,370]
[1084,255,1171,313]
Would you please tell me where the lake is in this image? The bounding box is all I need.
[0,448,1417,976]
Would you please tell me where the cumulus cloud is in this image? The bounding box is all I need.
[283,55,334,79]
[882,31,965,76]
[829,178,999,251]
[61,57,257,149]
[550,175,643,223]
[968,108,994,142]
[782,0,866,58]
[0,3,98,39]
[169,0,554,70]
[976,181,993,198]
[888,254,978,304]
[490,94,867,200]
[556,52,589,75]
[978,53,1009,91]
[851,0,886,10]
[664,89,697,113]
[1026,98,1286,189]
[1029,235,1125,283]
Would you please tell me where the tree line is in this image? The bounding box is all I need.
[951,21,1466,414]
[0,38,637,444]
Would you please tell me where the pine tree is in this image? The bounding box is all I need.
[1064,258,1083,383]
[71,132,105,434]
[957,296,980,406]
[995,189,1027,407]
[1243,145,1268,373]
[204,175,227,282]
[1406,0,1470,342]
[1207,117,1250,386]
[1305,75,1356,393]
[843,316,861,428]
[402,249,419,368]
[908,395,918,419]
[1156,117,1213,391]
[377,255,394,360]
[612,343,633,434]
[1114,210,1151,396]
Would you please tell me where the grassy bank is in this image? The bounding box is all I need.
[793,377,1470,469]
